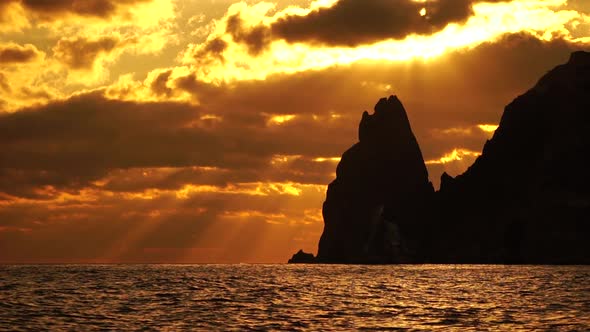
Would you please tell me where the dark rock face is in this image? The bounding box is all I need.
[436,51,590,264]
[288,250,316,263]
[289,51,590,264]
[316,96,433,263]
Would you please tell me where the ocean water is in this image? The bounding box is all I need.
[0,265,588,331]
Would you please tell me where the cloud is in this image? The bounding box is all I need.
[0,43,43,64]
[0,0,176,110]
[180,0,588,84]
[271,0,506,46]
[0,73,11,93]
[0,90,349,198]
[425,148,481,165]
[19,0,151,20]
[192,38,228,63]
[1,34,581,196]
[227,14,272,56]
[150,70,174,97]
[5,0,175,35]
[0,1,29,32]
[52,36,121,70]
[1,0,167,34]
[219,0,510,52]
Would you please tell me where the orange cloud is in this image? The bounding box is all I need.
[425,148,481,165]
[0,73,11,93]
[52,36,121,70]
[19,0,151,20]
[0,43,43,64]
[181,0,589,83]
[266,114,296,125]
[0,1,29,32]
[478,124,499,133]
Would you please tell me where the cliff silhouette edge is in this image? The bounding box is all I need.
[289,51,590,264]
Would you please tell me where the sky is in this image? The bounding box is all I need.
[0,0,589,263]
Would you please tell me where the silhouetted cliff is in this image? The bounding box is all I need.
[289,51,590,264]
[435,51,590,264]
[317,96,434,263]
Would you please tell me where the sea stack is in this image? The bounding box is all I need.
[316,96,434,263]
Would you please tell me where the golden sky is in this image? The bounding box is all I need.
[1,0,589,263]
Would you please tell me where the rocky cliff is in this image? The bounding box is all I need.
[289,51,590,264]
[435,51,590,264]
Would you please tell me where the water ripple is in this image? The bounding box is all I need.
[0,265,588,330]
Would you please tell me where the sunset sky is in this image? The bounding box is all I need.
[1,0,589,263]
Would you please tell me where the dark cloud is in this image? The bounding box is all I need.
[277,0,510,46]
[193,38,228,63]
[224,0,508,50]
[0,43,42,64]
[150,70,174,97]
[0,168,103,200]
[0,73,11,93]
[99,158,335,194]
[0,91,347,198]
[0,93,200,171]
[226,14,271,55]
[19,0,150,19]
[52,36,120,69]
[19,86,52,100]
[173,73,226,102]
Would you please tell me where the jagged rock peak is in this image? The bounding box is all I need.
[358,95,412,143]
[533,51,590,94]
[374,95,404,115]
[439,172,455,192]
[568,50,590,66]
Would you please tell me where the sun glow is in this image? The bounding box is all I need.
[312,157,341,163]
[183,0,585,84]
[267,114,296,125]
[425,149,482,165]
[220,210,288,224]
[478,124,499,133]
[271,154,302,165]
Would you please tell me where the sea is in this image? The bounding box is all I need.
[0,264,588,331]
